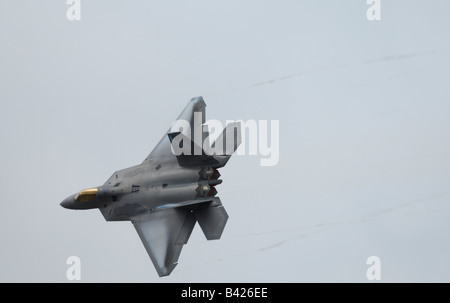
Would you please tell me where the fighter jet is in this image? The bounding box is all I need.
[60,97,241,277]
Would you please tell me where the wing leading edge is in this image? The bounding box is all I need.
[143,96,241,168]
[132,208,196,277]
[132,198,228,277]
[143,96,206,163]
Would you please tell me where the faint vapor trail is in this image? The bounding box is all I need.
[204,50,445,97]
[361,50,439,64]
[335,150,450,175]
[363,191,450,218]
[204,64,349,97]
[174,190,450,277]
[232,190,450,240]
[296,102,450,125]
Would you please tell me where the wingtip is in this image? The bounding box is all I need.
[157,263,178,277]
[190,96,206,107]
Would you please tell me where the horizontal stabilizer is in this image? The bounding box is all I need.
[194,205,229,240]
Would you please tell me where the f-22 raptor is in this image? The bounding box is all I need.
[60,97,241,277]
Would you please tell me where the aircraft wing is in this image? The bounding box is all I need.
[132,198,229,277]
[143,96,241,168]
[143,96,207,163]
[132,208,196,277]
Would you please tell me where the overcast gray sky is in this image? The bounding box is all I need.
[1,1,450,282]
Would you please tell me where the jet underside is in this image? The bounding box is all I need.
[60,97,241,277]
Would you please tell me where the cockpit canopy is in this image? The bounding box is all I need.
[75,188,98,202]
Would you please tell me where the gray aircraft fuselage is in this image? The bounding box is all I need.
[60,97,241,277]
[61,160,219,219]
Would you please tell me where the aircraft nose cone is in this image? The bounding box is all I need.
[60,195,76,209]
